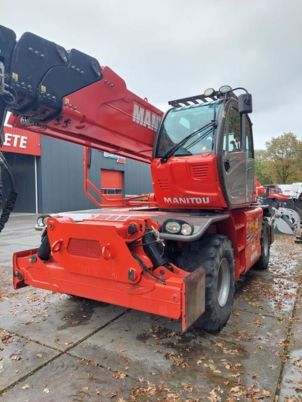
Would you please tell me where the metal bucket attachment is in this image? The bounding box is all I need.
[182,267,205,332]
[274,207,300,235]
[0,25,102,126]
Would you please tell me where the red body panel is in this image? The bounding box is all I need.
[268,193,290,201]
[14,248,186,320]
[255,180,265,197]
[216,207,263,280]
[151,154,227,209]
[13,208,262,326]
[13,215,195,327]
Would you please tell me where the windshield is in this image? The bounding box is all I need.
[156,101,221,157]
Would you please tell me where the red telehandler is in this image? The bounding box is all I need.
[0,26,274,332]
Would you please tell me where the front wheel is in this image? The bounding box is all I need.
[176,235,235,332]
[253,219,271,270]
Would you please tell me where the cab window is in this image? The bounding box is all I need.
[245,116,253,158]
[156,102,220,157]
[223,106,241,152]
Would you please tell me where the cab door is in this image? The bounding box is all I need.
[244,115,255,203]
[221,103,247,206]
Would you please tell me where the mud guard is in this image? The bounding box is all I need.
[182,267,205,332]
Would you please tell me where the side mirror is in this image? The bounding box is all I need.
[238,93,252,114]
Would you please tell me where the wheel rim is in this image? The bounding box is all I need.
[217,258,231,307]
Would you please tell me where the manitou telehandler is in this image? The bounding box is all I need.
[0,26,273,332]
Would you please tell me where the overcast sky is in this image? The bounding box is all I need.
[2,0,302,149]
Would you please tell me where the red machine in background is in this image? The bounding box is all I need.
[259,185,301,237]
[0,26,274,332]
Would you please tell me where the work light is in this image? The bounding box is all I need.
[203,88,215,97]
[165,221,181,234]
[219,85,232,94]
[181,223,193,236]
[164,220,193,236]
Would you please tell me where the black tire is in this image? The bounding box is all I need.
[253,219,270,270]
[37,232,51,261]
[175,234,235,332]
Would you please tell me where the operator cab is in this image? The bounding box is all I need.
[151,86,254,210]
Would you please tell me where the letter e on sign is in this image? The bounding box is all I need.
[20,136,27,149]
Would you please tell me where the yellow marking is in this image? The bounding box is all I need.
[40,85,47,93]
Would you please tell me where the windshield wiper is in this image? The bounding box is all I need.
[160,120,217,163]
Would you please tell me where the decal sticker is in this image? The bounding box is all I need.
[163,197,210,205]
[132,103,161,132]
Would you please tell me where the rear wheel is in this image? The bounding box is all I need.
[253,219,270,270]
[37,231,51,261]
[175,234,235,332]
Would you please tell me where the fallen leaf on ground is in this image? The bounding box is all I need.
[208,388,219,402]
[182,383,193,392]
[10,352,21,361]
[262,389,271,397]
[113,371,126,379]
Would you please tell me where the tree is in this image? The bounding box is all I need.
[254,150,274,184]
[264,133,302,184]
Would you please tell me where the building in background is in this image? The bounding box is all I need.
[1,126,152,213]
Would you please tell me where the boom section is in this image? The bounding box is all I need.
[0,26,162,163]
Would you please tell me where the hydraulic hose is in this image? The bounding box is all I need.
[0,151,17,232]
